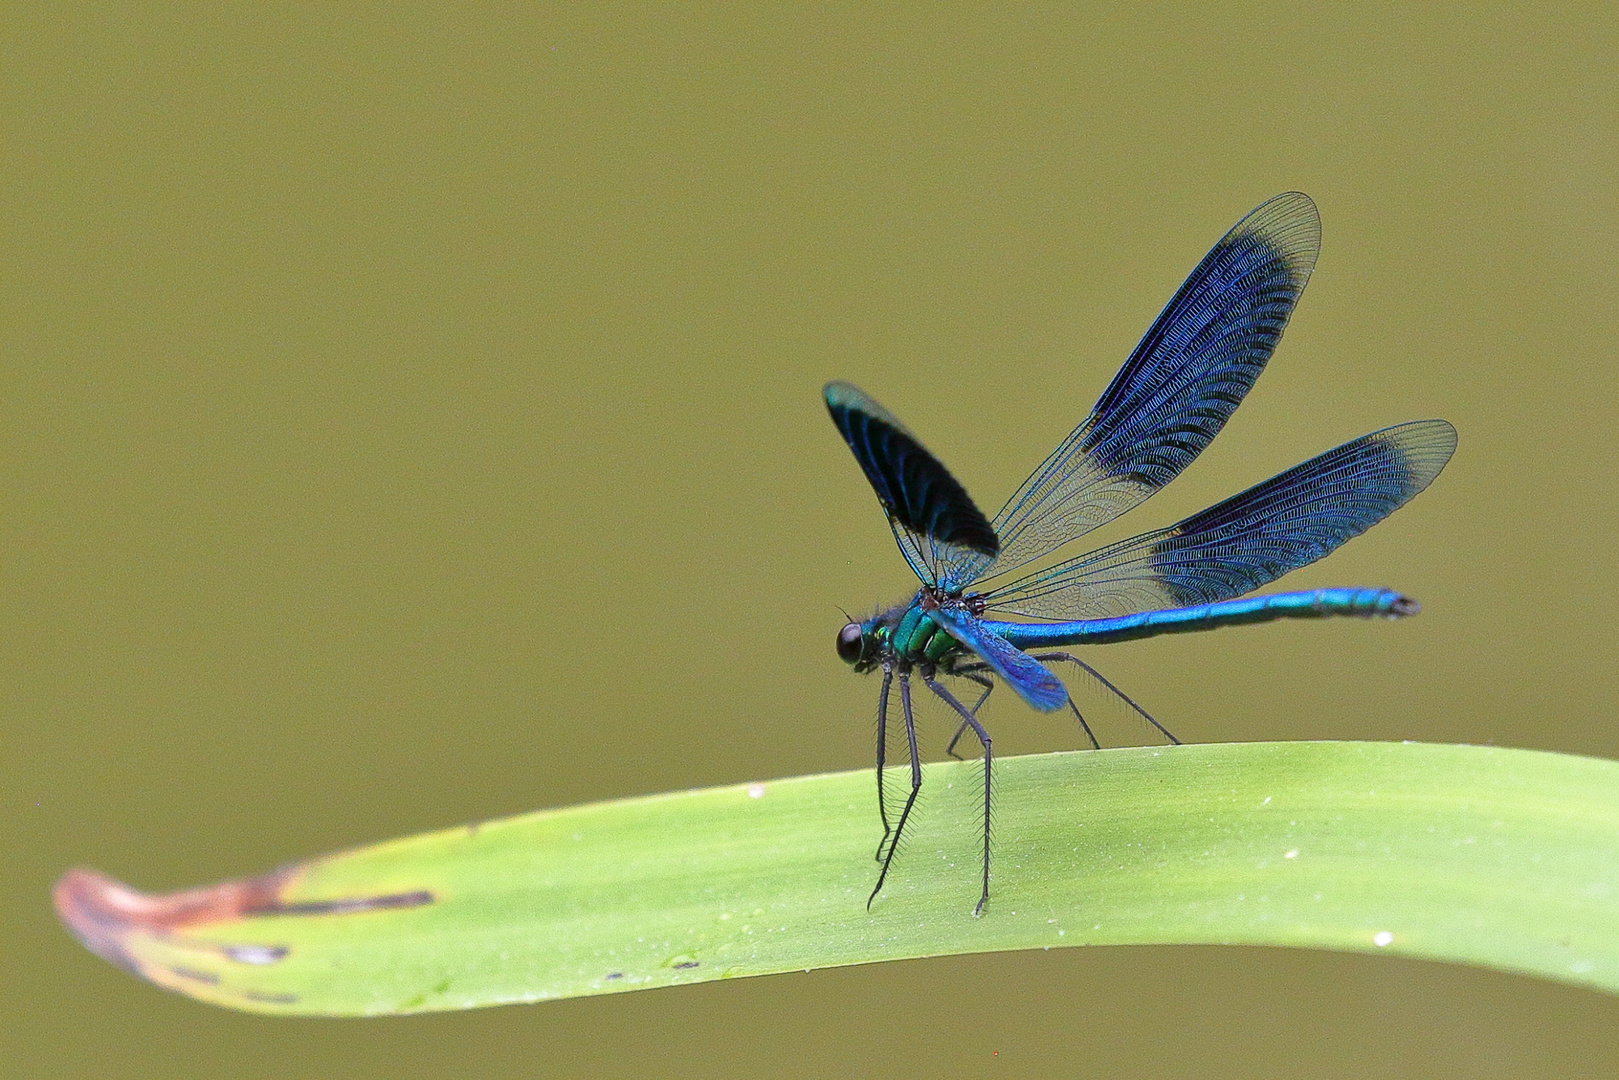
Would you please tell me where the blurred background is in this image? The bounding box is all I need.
[5,4,1618,1077]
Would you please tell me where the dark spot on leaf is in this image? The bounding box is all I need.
[673,961,699,970]
[264,890,435,917]
[241,990,298,1005]
[168,966,219,984]
[605,972,624,980]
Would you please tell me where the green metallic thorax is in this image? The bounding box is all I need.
[875,595,963,666]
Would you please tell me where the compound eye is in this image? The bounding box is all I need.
[836,622,865,665]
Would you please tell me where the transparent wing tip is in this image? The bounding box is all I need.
[1232,191,1323,285]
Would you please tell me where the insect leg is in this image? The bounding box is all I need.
[942,663,994,759]
[869,669,924,909]
[1031,652,1180,745]
[874,665,894,861]
[922,672,994,917]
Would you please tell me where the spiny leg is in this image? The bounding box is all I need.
[873,665,894,861]
[943,667,994,760]
[946,661,1097,751]
[1067,694,1102,752]
[1032,652,1181,746]
[922,672,994,917]
[869,670,924,909]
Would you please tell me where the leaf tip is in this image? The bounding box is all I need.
[54,865,292,975]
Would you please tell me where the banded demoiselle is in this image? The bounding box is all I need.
[825,192,1455,915]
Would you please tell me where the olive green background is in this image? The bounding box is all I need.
[5,4,1617,1077]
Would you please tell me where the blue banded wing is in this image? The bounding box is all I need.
[978,420,1456,619]
[929,603,1068,712]
[942,193,1322,591]
[825,381,998,585]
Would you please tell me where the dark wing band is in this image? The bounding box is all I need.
[945,192,1322,589]
[825,382,999,576]
[981,420,1456,619]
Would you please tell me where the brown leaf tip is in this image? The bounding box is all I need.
[56,864,438,1008]
[53,866,292,972]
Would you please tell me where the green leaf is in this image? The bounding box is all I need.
[55,740,1619,1015]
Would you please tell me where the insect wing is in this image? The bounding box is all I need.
[930,604,1068,712]
[945,193,1322,590]
[980,420,1456,619]
[825,381,998,584]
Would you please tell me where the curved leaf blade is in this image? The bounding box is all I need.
[56,741,1619,1015]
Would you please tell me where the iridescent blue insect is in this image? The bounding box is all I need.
[826,193,1455,916]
